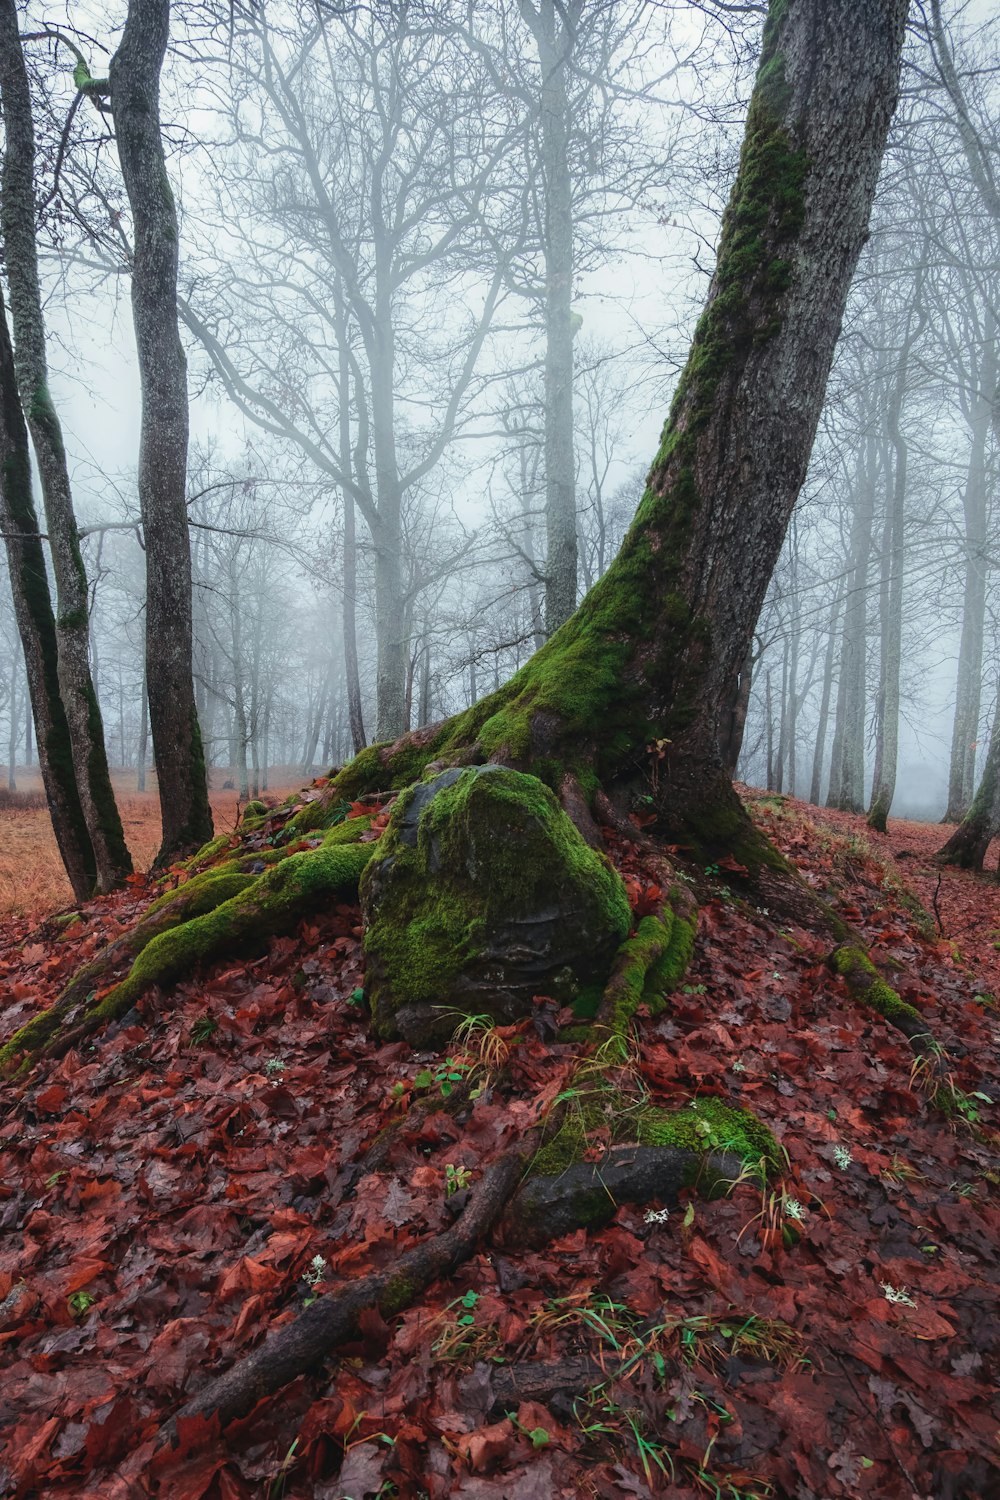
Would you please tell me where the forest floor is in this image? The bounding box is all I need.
[0,772,301,919]
[0,786,998,1500]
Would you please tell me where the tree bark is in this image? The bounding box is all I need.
[868,306,920,832]
[522,0,579,636]
[809,577,844,804]
[0,0,131,892]
[944,347,994,822]
[937,688,1000,871]
[828,432,877,813]
[341,0,908,875]
[109,0,213,861]
[0,291,96,898]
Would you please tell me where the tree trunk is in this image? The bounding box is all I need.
[827,433,877,812]
[524,0,578,635]
[944,364,993,821]
[7,645,19,792]
[0,0,131,891]
[109,0,213,861]
[137,663,148,793]
[0,291,95,898]
[720,642,753,777]
[868,316,917,832]
[342,0,908,871]
[938,688,1000,871]
[809,578,844,804]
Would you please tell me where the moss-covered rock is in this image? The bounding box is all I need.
[360,765,632,1046]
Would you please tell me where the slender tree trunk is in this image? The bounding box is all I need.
[137,663,148,793]
[7,645,19,791]
[828,434,878,812]
[944,369,993,821]
[0,1,131,890]
[337,319,367,754]
[524,0,577,635]
[109,0,213,860]
[867,398,907,831]
[765,671,775,791]
[809,578,845,805]
[0,291,95,897]
[938,688,1000,870]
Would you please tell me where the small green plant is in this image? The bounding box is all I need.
[444,1163,471,1196]
[267,1438,300,1500]
[263,1055,285,1076]
[413,1056,476,1100]
[301,1254,326,1307]
[431,1289,503,1364]
[68,1290,96,1317]
[450,1014,511,1073]
[188,1014,218,1045]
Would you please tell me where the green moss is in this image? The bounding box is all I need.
[240,799,268,824]
[644,908,696,1014]
[363,768,631,1037]
[0,830,375,1076]
[600,913,674,1036]
[528,1086,779,1184]
[636,1098,780,1173]
[378,1271,420,1317]
[830,947,924,1028]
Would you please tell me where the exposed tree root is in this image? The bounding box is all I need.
[163,1143,536,1439]
[0,822,374,1077]
[828,944,936,1053]
[159,1130,747,1447]
[503,1143,744,1248]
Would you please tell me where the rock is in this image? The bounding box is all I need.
[360,765,631,1046]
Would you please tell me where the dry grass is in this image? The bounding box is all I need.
[0,769,303,921]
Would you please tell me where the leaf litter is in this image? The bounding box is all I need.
[0,788,998,1498]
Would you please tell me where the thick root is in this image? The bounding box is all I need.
[0,824,375,1077]
[828,944,935,1051]
[503,1142,745,1247]
[162,1144,535,1440]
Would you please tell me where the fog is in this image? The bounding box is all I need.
[2,0,998,829]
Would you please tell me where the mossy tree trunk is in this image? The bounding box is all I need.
[0,290,96,901]
[107,0,214,862]
[0,0,132,894]
[333,0,910,872]
[937,689,1000,871]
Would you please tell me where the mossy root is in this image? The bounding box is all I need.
[828,944,935,1051]
[0,829,375,1077]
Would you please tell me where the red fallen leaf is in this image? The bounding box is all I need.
[455,1417,516,1472]
[717,853,750,876]
[64,1258,110,1294]
[34,1084,67,1112]
[742,968,763,981]
[125,872,148,887]
[218,1255,283,1297]
[19,943,47,964]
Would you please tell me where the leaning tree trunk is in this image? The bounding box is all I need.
[938,689,1000,871]
[0,0,132,892]
[108,0,213,862]
[0,291,96,900]
[336,0,909,868]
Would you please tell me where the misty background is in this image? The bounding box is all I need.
[3,0,997,822]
